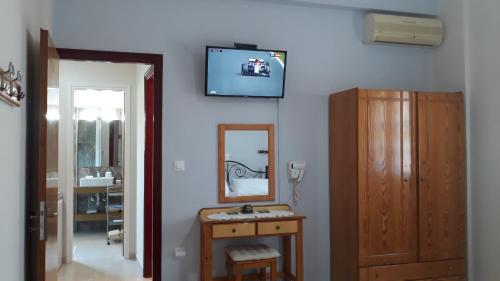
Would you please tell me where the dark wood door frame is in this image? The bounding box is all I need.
[143,67,154,278]
[56,48,163,281]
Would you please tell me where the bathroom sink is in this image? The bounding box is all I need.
[79,177,114,187]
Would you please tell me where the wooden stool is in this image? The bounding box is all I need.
[225,245,280,281]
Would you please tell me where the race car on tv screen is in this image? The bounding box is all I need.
[241,58,271,77]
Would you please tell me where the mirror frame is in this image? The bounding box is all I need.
[218,124,275,203]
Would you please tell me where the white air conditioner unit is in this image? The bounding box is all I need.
[364,13,444,47]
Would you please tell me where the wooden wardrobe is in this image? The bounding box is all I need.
[329,89,467,281]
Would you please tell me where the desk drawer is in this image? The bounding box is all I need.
[212,223,255,238]
[258,220,298,235]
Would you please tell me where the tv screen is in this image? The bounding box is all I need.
[205,46,287,98]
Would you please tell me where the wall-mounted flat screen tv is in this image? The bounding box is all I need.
[205,46,287,98]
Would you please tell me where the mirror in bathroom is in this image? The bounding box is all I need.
[218,124,275,203]
[76,118,123,169]
[73,88,125,186]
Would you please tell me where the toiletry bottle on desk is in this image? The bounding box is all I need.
[105,170,112,178]
[96,170,100,178]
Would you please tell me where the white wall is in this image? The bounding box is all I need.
[59,61,141,261]
[0,0,52,279]
[135,64,149,268]
[433,0,466,93]
[52,1,436,280]
[465,0,500,279]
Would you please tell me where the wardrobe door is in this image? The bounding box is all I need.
[358,90,418,267]
[418,93,466,261]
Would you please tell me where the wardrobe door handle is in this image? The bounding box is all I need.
[232,228,236,233]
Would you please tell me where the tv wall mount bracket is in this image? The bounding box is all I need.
[234,43,258,50]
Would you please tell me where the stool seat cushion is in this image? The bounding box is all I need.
[226,244,280,262]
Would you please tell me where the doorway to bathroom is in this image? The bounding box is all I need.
[27,30,163,281]
[72,87,127,269]
[56,60,154,281]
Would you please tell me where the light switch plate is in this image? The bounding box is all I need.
[174,247,186,258]
[174,160,185,172]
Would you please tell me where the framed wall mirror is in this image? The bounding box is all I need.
[218,124,275,203]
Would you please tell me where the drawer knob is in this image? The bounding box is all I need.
[276,226,281,230]
[232,229,236,233]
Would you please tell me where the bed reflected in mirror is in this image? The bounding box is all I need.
[218,124,275,203]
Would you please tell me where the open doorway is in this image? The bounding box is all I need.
[54,58,159,281]
[27,30,162,281]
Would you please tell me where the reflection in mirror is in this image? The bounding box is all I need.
[76,118,122,168]
[225,130,269,197]
[74,89,125,186]
[219,124,275,203]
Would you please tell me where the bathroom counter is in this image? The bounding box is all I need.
[73,185,123,223]
[74,184,123,194]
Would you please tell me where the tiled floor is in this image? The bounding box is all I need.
[58,233,150,281]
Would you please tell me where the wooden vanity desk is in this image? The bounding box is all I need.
[199,204,305,281]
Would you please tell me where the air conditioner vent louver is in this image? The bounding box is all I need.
[364,13,444,47]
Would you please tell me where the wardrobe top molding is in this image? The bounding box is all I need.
[243,0,439,16]
[338,88,464,96]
